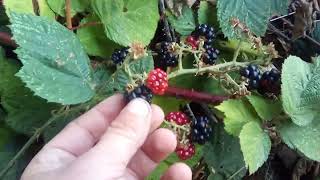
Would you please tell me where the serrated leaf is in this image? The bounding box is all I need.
[203,124,246,180]
[47,0,90,16]
[0,52,59,135]
[281,56,320,126]
[168,6,195,36]
[215,98,260,136]
[239,121,271,174]
[198,1,217,26]
[10,12,94,105]
[3,0,34,14]
[38,0,56,18]
[77,15,119,57]
[278,118,320,162]
[91,0,159,46]
[107,55,154,92]
[217,0,286,39]
[247,95,282,121]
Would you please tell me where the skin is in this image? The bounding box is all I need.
[21,94,192,180]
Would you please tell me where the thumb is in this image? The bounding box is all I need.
[83,98,152,166]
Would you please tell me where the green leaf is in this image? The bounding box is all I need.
[215,98,260,136]
[91,0,159,46]
[198,1,217,26]
[47,0,90,16]
[247,95,282,121]
[168,6,195,36]
[203,124,246,180]
[10,12,95,105]
[0,52,59,135]
[217,0,284,38]
[107,55,154,92]
[77,15,119,57]
[3,0,35,14]
[278,118,320,162]
[281,56,320,126]
[38,0,56,18]
[271,0,290,15]
[239,121,271,174]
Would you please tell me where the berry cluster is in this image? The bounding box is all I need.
[156,42,178,68]
[146,68,169,95]
[258,69,281,95]
[165,111,190,125]
[241,65,281,95]
[190,116,212,145]
[111,47,129,64]
[175,143,195,160]
[186,24,219,65]
[125,69,168,103]
[240,65,261,90]
[125,85,153,104]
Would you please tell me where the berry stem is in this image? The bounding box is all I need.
[164,86,229,104]
[232,40,242,63]
[65,0,72,29]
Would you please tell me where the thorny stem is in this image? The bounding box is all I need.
[165,86,229,105]
[65,0,72,29]
[232,40,242,63]
[163,120,189,132]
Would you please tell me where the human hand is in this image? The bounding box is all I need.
[21,94,192,180]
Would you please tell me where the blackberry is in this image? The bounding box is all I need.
[111,47,129,64]
[193,24,216,43]
[202,45,219,65]
[240,65,261,90]
[125,85,153,104]
[258,68,281,95]
[190,116,212,145]
[156,41,178,68]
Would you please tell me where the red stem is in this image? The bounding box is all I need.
[0,32,17,48]
[164,86,230,105]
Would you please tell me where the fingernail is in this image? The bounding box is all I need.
[127,99,150,117]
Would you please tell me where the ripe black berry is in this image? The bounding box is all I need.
[258,68,281,95]
[125,85,153,104]
[190,116,212,145]
[202,45,219,65]
[111,47,129,64]
[240,65,261,90]
[193,24,216,44]
[156,41,178,68]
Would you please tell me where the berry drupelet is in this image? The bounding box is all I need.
[190,116,213,145]
[124,85,153,104]
[111,47,129,64]
[156,41,178,68]
[146,68,169,95]
[202,45,220,65]
[193,24,216,44]
[175,143,196,160]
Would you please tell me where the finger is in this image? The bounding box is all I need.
[150,104,165,132]
[127,128,177,178]
[46,94,125,156]
[161,163,192,180]
[142,128,177,163]
[81,98,153,167]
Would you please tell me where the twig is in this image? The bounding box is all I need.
[0,32,17,48]
[232,40,242,62]
[70,21,103,31]
[159,0,175,42]
[269,12,296,22]
[65,0,72,29]
[227,166,246,180]
[164,86,229,105]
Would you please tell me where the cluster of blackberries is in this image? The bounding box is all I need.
[240,65,281,95]
[240,65,261,90]
[156,41,178,68]
[186,24,220,65]
[190,116,213,145]
[111,47,129,64]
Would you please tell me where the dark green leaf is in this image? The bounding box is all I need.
[203,124,246,180]
[10,12,95,105]
[46,0,90,16]
[91,0,159,46]
[168,6,196,36]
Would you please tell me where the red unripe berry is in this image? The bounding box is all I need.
[165,111,190,125]
[186,36,199,49]
[146,68,168,95]
[175,143,196,160]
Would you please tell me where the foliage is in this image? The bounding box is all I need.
[1,0,320,179]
